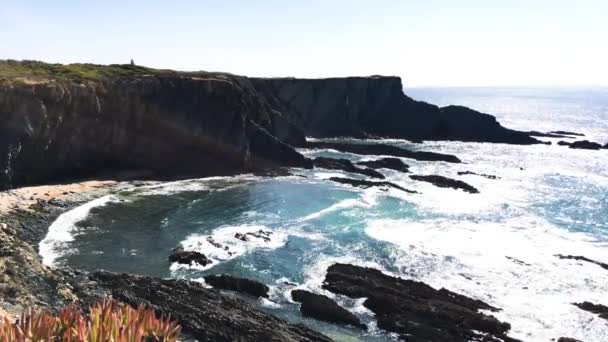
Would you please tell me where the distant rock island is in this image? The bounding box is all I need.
[0,60,538,190]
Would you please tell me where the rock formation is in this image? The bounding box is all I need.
[291,289,366,329]
[410,174,480,193]
[312,157,384,178]
[568,140,604,150]
[356,157,409,172]
[168,247,211,267]
[329,177,417,193]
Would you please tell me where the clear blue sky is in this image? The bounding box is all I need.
[2,0,607,86]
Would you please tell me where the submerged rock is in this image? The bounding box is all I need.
[168,248,211,267]
[306,141,461,163]
[410,175,479,193]
[356,158,410,173]
[90,272,331,341]
[457,171,499,179]
[204,274,270,298]
[555,254,608,270]
[569,140,603,150]
[313,157,384,179]
[558,141,572,146]
[322,264,520,342]
[329,177,417,193]
[573,301,608,321]
[291,290,366,329]
[550,130,585,137]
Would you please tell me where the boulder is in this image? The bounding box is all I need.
[569,140,603,150]
[307,141,461,163]
[313,157,384,179]
[356,158,410,173]
[291,290,366,329]
[573,301,608,320]
[329,177,417,193]
[557,141,572,146]
[410,175,479,193]
[168,248,211,267]
[322,264,520,342]
[204,274,270,298]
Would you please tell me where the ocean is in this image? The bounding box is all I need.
[39,87,608,341]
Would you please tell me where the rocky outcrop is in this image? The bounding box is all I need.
[410,175,479,193]
[550,131,585,137]
[329,177,417,193]
[291,289,366,329]
[203,274,270,298]
[306,141,461,163]
[90,271,331,342]
[457,171,498,179]
[252,77,539,144]
[557,338,582,342]
[322,264,520,342]
[356,158,409,172]
[312,157,384,179]
[568,140,603,150]
[168,247,211,267]
[0,70,309,190]
[573,301,608,321]
[555,254,608,270]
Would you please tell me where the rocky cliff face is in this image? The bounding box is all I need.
[252,76,539,144]
[0,75,308,190]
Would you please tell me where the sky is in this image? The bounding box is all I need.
[1,0,607,86]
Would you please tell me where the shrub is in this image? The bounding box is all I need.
[0,299,181,341]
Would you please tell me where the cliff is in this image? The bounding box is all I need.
[251,76,539,144]
[0,62,308,190]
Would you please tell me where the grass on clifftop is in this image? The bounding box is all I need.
[0,59,232,84]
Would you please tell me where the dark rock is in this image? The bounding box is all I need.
[291,289,366,329]
[573,301,608,320]
[322,264,520,342]
[313,157,384,179]
[555,254,608,270]
[410,175,479,193]
[168,248,211,267]
[557,141,572,146]
[251,77,539,145]
[234,232,249,242]
[528,131,574,138]
[356,158,409,173]
[457,171,499,179]
[91,272,331,341]
[329,177,417,193]
[246,230,272,242]
[307,141,461,163]
[550,131,585,137]
[557,338,582,342]
[569,140,603,150]
[206,236,223,249]
[204,274,270,298]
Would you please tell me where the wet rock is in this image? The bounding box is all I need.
[168,247,211,267]
[246,229,272,242]
[91,272,331,341]
[557,140,572,146]
[528,131,574,138]
[569,140,603,150]
[234,232,249,242]
[410,175,479,193]
[204,274,270,298]
[555,254,608,270]
[329,177,417,193]
[306,141,461,163]
[557,337,583,342]
[550,131,585,137]
[573,301,608,321]
[291,289,366,329]
[206,236,223,249]
[312,157,384,179]
[322,263,520,342]
[356,158,410,173]
[457,171,499,179]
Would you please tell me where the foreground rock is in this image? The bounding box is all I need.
[307,141,461,163]
[91,272,330,342]
[204,274,270,298]
[329,177,417,193]
[168,247,212,267]
[568,140,603,150]
[291,290,366,329]
[457,171,499,179]
[573,301,608,321]
[312,157,384,179]
[356,158,410,173]
[252,77,539,144]
[410,175,479,193]
[322,264,519,342]
[555,254,608,270]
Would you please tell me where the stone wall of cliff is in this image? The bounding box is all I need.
[0,75,308,190]
[251,76,538,144]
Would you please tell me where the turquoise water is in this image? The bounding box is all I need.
[41,88,608,341]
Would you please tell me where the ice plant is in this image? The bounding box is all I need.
[0,299,181,341]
